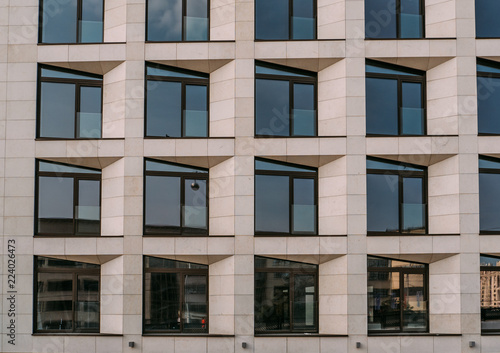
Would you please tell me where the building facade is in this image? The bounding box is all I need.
[2,0,500,352]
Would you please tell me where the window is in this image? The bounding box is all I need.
[365,0,423,39]
[37,65,102,139]
[255,62,317,137]
[35,256,100,333]
[145,63,209,138]
[367,157,426,235]
[146,0,209,41]
[479,156,500,234]
[39,0,103,43]
[255,158,317,235]
[254,256,317,333]
[35,160,101,236]
[477,59,500,135]
[368,256,428,333]
[481,255,500,332]
[366,60,426,136]
[255,0,316,40]
[143,256,208,333]
[144,159,208,235]
[476,0,500,38]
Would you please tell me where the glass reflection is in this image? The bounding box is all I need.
[182,275,208,332]
[76,180,100,235]
[476,0,500,38]
[41,0,77,43]
[37,273,74,331]
[293,275,316,330]
[40,82,76,138]
[38,177,74,234]
[148,0,183,41]
[78,86,102,138]
[255,175,289,233]
[367,174,399,232]
[185,0,208,41]
[368,271,400,331]
[365,0,396,38]
[479,173,500,232]
[401,82,424,135]
[477,76,500,134]
[255,0,289,40]
[293,178,315,233]
[145,273,181,330]
[184,85,208,137]
[256,79,290,136]
[80,0,104,42]
[75,275,99,329]
[147,81,182,137]
[366,78,398,135]
[293,83,315,136]
[481,256,500,331]
[183,179,207,231]
[145,176,181,233]
[292,0,315,39]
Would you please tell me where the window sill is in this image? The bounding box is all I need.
[254,334,347,337]
[480,232,500,235]
[364,37,456,41]
[481,332,500,336]
[142,334,234,337]
[35,137,125,141]
[143,234,232,237]
[144,136,234,139]
[366,135,458,138]
[254,135,346,139]
[34,235,123,238]
[145,40,235,43]
[368,333,461,337]
[37,42,126,45]
[33,333,122,336]
[367,233,460,237]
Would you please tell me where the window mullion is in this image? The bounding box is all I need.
[182,81,186,137]
[290,272,294,331]
[180,176,185,234]
[399,174,403,233]
[182,0,187,41]
[289,0,293,40]
[180,273,185,332]
[399,271,404,332]
[77,0,82,43]
[73,272,77,333]
[75,83,81,139]
[290,175,294,234]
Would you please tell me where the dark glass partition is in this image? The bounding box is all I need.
[365,0,423,39]
[479,156,500,234]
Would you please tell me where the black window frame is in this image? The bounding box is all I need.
[143,158,209,236]
[478,155,500,235]
[366,60,427,137]
[367,255,429,334]
[254,157,318,236]
[477,58,500,136]
[36,64,103,140]
[254,0,317,41]
[364,0,425,39]
[254,256,318,334]
[145,0,210,42]
[143,256,209,334]
[38,0,105,44]
[366,157,427,236]
[255,61,318,138]
[34,256,100,334]
[145,63,210,138]
[35,160,102,237]
[480,254,500,333]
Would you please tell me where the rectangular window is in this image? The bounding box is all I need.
[36,160,101,236]
[35,257,100,333]
[365,0,424,39]
[476,0,500,38]
[145,63,209,138]
[255,0,316,40]
[368,256,428,333]
[254,256,318,333]
[366,60,426,136]
[367,157,427,235]
[255,62,317,137]
[479,156,500,234]
[144,159,208,235]
[143,256,208,333]
[147,0,209,41]
[255,158,317,235]
[481,255,500,332]
[37,65,103,139]
[39,0,104,43]
[477,59,500,135]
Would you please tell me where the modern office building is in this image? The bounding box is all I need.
[2,0,500,352]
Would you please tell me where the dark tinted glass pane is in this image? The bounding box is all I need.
[365,0,397,38]
[481,269,500,331]
[292,0,315,39]
[145,175,181,233]
[367,174,399,232]
[400,0,422,38]
[78,86,102,138]
[254,271,290,332]
[147,80,182,137]
[367,158,424,172]
[38,177,74,234]
[402,177,425,233]
[145,256,208,270]
[293,178,315,233]
[256,0,289,40]
[293,274,316,330]
[80,0,104,43]
[182,275,208,332]
[76,180,100,235]
[481,255,500,267]
[256,65,311,78]
[144,273,181,330]
[37,256,100,269]
[41,68,102,81]
[146,160,208,173]
[478,63,500,74]
[368,271,400,331]
[256,79,290,136]
[366,78,398,135]
[76,275,100,330]
[147,66,208,79]
[401,82,424,135]
[255,175,289,233]
[256,159,316,173]
[480,173,500,232]
[293,83,315,136]
[185,0,208,41]
[41,0,77,43]
[40,82,76,138]
[368,256,426,268]
[255,256,317,270]
[479,157,500,170]
[148,0,182,41]
[476,0,500,38]
[183,179,207,232]
[39,161,101,174]
[478,76,500,134]
[37,273,73,330]
[402,273,427,331]
[185,85,208,137]
[366,64,420,76]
